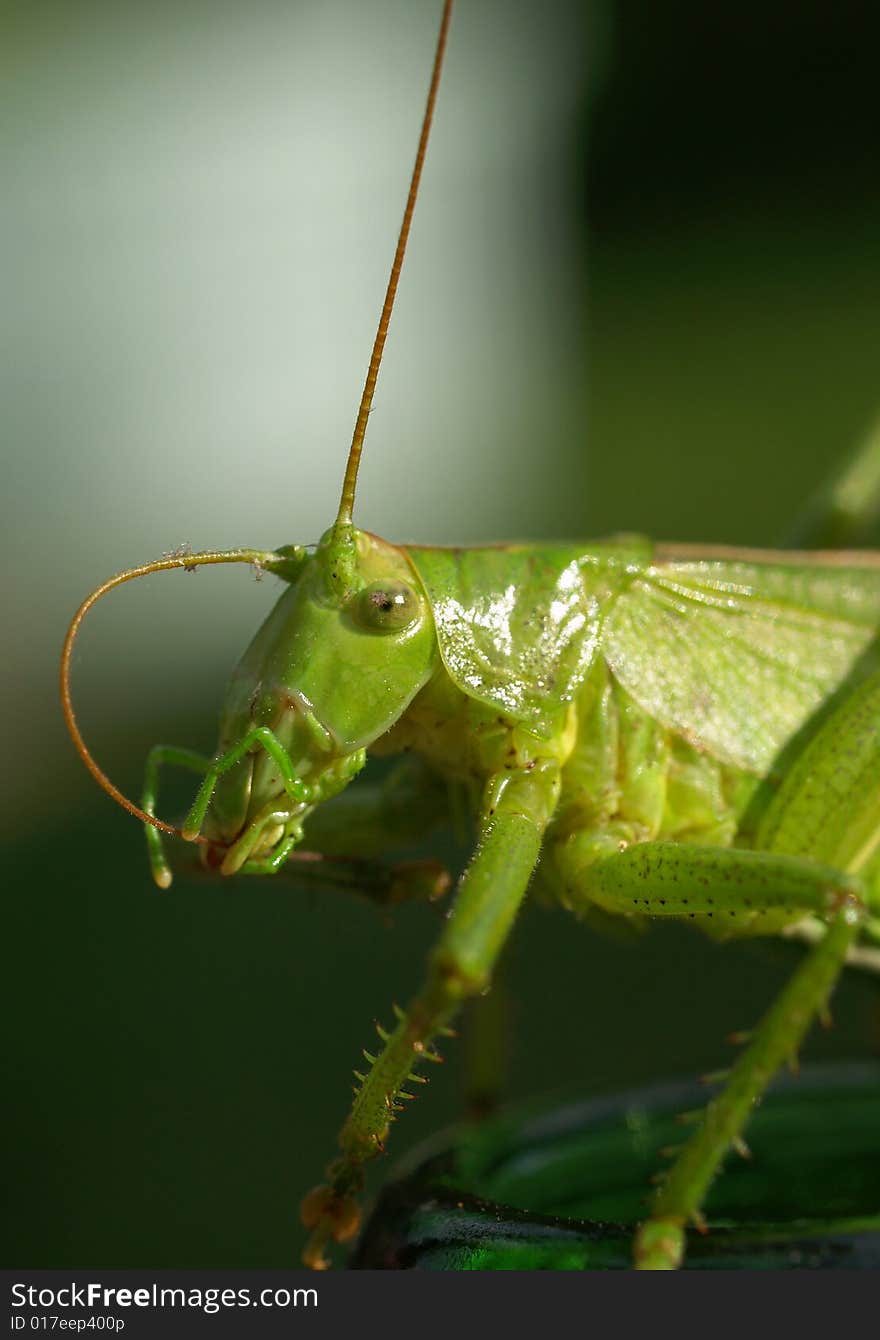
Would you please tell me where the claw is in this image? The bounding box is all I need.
[300,1184,362,1270]
[634,1218,685,1270]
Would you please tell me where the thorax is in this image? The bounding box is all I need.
[372,663,577,800]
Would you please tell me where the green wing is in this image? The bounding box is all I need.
[604,553,880,775]
[407,543,642,734]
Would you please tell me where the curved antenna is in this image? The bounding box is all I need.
[335,0,454,528]
[60,548,286,839]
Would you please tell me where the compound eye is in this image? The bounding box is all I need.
[354,580,420,633]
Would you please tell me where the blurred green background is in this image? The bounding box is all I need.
[4,0,880,1265]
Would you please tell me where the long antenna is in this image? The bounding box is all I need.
[335,0,454,528]
[60,548,289,838]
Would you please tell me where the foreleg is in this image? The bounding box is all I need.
[300,762,560,1268]
[141,744,211,887]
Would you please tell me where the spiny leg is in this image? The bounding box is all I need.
[562,666,880,1268]
[141,745,211,888]
[300,761,560,1269]
[556,839,865,1269]
[635,897,861,1269]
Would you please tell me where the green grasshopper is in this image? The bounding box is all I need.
[62,0,880,1271]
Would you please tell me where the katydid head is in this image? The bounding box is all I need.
[200,527,437,873]
[194,0,456,876]
[60,0,453,889]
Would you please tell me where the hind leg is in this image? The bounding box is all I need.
[556,668,880,1267]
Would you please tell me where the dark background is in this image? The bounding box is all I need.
[4,0,880,1265]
